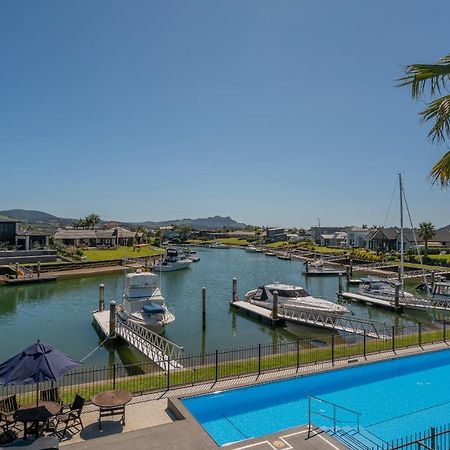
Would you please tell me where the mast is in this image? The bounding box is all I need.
[399,173,404,292]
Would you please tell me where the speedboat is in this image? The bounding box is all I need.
[245,283,348,316]
[209,241,230,249]
[117,270,174,334]
[358,278,414,302]
[154,248,193,272]
[246,246,258,253]
[304,259,344,276]
[265,251,276,257]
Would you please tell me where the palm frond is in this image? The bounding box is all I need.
[398,54,450,99]
[429,150,450,187]
[420,95,450,143]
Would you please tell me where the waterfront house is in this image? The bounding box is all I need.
[345,226,369,248]
[265,227,287,243]
[53,226,143,247]
[364,227,399,252]
[0,218,52,250]
[319,231,348,247]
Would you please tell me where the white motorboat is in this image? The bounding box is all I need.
[245,283,348,316]
[246,246,258,253]
[304,259,344,276]
[358,278,414,302]
[209,241,230,249]
[117,270,174,334]
[154,248,193,272]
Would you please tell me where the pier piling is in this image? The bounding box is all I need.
[338,274,343,294]
[304,261,309,274]
[202,287,206,331]
[394,284,400,310]
[109,301,116,338]
[272,290,279,321]
[349,259,353,276]
[346,267,350,282]
[99,283,105,312]
[232,278,237,303]
[37,261,41,278]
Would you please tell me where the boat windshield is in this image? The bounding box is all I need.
[269,288,309,298]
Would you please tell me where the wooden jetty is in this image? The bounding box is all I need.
[230,300,389,339]
[5,276,56,285]
[92,309,183,371]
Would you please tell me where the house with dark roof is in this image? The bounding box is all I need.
[365,227,400,252]
[53,227,143,247]
[0,219,52,250]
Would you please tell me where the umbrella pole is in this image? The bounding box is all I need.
[36,381,39,407]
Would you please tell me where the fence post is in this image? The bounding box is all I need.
[308,396,311,438]
[431,426,436,449]
[392,326,395,352]
[296,339,300,372]
[167,357,170,391]
[419,323,422,347]
[215,350,218,383]
[112,363,116,390]
[363,330,366,359]
[258,344,261,375]
[331,335,335,366]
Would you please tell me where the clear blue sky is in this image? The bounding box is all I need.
[1,0,449,228]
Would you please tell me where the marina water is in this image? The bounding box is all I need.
[0,248,434,367]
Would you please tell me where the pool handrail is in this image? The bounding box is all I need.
[307,394,361,438]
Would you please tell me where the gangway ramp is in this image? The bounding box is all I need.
[92,310,183,370]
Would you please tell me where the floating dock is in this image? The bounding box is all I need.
[5,276,57,285]
[92,310,183,370]
[230,300,389,339]
[338,292,401,312]
[303,270,344,277]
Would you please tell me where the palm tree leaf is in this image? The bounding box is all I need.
[420,95,450,143]
[398,55,450,98]
[429,150,450,187]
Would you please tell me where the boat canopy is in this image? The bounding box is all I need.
[142,303,166,315]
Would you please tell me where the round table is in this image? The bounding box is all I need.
[92,390,132,429]
[14,401,62,439]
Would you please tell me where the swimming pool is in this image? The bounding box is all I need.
[182,349,450,447]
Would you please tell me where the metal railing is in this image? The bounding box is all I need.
[0,322,448,408]
[307,395,361,437]
[388,425,450,450]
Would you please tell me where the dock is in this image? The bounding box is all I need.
[92,310,183,370]
[230,300,389,339]
[230,301,285,326]
[5,276,57,285]
[338,292,401,311]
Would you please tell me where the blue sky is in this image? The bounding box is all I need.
[1,0,449,228]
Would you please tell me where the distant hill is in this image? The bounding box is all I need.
[0,209,250,230]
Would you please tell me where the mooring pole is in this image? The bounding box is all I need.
[338,274,343,294]
[109,300,117,338]
[394,284,400,310]
[272,290,279,321]
[15,262,19,279]
[304,260,309,273]
[37,261,41,278]
[202,287,206,331]
[99,283,105,312]
[232,277,237,303]
[349,259,353,276]
[346,267,350,282]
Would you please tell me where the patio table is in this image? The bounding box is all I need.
[13,401,62,439]
[92,390,132,430]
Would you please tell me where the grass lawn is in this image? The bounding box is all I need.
[83,246,164,261]
[266,241,290,248]
[218,237,250,246]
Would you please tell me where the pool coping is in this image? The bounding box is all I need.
[168,340,450,448]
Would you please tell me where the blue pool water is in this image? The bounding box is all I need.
[182,349,450,447]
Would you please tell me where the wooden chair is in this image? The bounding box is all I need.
[39,388,63,405]
[0,394,20,432]
[53,394,85,439]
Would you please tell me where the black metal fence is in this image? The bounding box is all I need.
[0,322,447,408]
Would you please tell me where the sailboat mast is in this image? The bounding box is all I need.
[399,173,404,291]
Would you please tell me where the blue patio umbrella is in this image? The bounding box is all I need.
[0,341,81,405]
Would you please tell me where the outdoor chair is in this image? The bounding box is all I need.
[0,395,20,432]
[52,394,85,439]
[39,388,63,406]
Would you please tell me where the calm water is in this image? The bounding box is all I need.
[0,248,438,367]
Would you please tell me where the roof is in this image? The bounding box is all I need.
[16,230,52,236]
[0,218,19,223]
[53,227,137,240]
